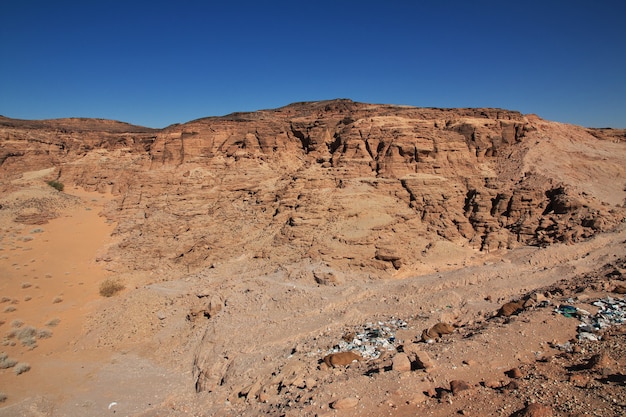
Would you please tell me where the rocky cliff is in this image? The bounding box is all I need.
[1,100,625,282]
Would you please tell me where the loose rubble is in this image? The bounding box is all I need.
[555,296,626,342]
[324,318,408,360]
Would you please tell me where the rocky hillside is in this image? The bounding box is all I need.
[2,100,624,280]
[2,100,626,417]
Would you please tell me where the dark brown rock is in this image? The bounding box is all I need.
[505,367,524,379]
[498,300,524,317]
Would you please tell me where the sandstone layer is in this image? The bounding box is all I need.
[1,100,625,416]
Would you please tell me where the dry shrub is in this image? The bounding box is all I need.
[14,362,30,375]
[0,352,17,369]
[99,279,125,297]
[45,318,60,327]
[13,326,37,348]
[37,329,52,339]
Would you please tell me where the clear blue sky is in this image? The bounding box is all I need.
[1,1,625,128]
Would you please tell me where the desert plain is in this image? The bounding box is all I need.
[0,100,625,416]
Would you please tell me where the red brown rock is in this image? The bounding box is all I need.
[450,380,472,395]
[322,351,364,368]
[331,397,359,409]
[510,403,554,417]
[392,352,412,372]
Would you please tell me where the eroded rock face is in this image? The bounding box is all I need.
[1,100,624,280]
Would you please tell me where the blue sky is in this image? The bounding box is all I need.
[1,1,625,128]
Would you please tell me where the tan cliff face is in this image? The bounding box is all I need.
[1,100,625,281]
[2,100,626,416]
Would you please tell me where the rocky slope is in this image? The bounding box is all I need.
[2,101,624,277]
[1,100,625,416]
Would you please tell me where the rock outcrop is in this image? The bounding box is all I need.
[1,100,625,280]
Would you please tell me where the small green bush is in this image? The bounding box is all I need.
[46,180,64,192]
[99,279,125,297]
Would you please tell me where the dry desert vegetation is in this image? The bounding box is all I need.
[0,100,625,416]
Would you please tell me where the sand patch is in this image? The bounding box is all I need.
[0,185,116,406]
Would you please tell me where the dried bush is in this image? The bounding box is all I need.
[14,326,37,348]
[45,318,60,327]
[14,362,30,375]
[99,279,125,297]
[0,352,17,369]
[37,329,52,339]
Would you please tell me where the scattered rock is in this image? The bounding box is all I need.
[421,322,454,342]
[569,374,590,387]
[407,348,435,370]
[409,391,428,404]
[510,403,554,417]
[483,379,502,389]
[506,367,524,379]
[331,397,359,409]
[498,300,525,317]
[425,388,438,398]
[392,352,411,372]
[502,380,520,391]
[450,380,472,395]
[584,353,613,371]
[613,284,626,294]
[313,271,341,286]
[323,351,364,368]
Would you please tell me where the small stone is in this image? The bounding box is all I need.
[502,380,520,391]
[409,392,428,404]
[506,367,524,379]
[483,379,502,389]
[585,353,613,370]
[613,284,626,294]
[498,300,524,317]
[323,351,364,368]
[331,397,359,410]
[510,403,554,417]
[530,292,548,303]
[425,388,438,398]
[412,350,435,370]
[392,353,412,372]
[450,380,471,395]
[462,359,477,367]
[569,374,590,387]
